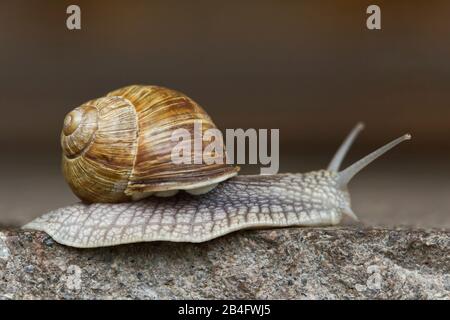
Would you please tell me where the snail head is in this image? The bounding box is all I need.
[326,122,411,221]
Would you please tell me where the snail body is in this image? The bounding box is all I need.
[25,171,346,247]
[24,85,411,248]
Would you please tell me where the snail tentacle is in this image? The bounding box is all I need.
[328,122,365,172]
[337,134,411,188]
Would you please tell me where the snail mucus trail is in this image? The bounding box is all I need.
[23,85,411,248]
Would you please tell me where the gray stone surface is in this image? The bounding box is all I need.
[0,227,449,299]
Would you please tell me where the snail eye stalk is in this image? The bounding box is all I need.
[328,122,365,172]
[337,134,411,188]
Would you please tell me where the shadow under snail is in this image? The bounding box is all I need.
[23,85,411,248]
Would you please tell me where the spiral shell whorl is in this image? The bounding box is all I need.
[61,106,98,158]
[62,96,139,203]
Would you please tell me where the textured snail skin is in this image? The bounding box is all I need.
[23,171,349,248]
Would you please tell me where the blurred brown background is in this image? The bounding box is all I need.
[0,0,449,227]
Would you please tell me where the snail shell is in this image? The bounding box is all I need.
[61,85,239,203]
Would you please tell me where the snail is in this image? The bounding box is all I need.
[23,85,411,248]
